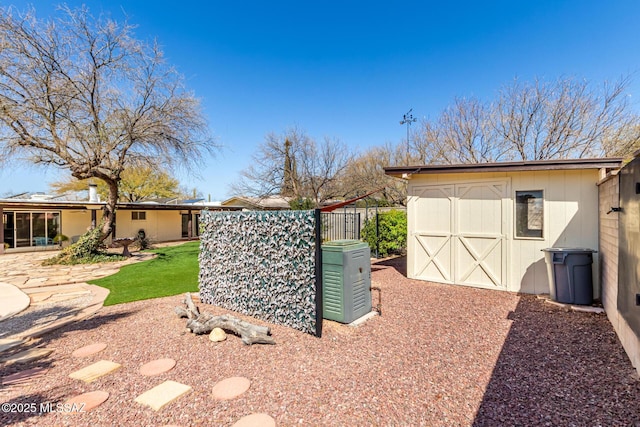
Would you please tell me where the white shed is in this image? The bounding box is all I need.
[385,158,622,296]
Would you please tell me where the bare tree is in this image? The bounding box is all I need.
[437,97,507,163]
[413,76,640,163]
[603,122,640,157]
[0,5,215,242]
[232,127,353,207]
[340,143,408,206]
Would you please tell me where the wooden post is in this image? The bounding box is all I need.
[0,206,4,255]
[188,209,193,239]
[91,209,97,229]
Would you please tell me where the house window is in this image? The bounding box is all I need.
[515,190,543,238]
[131,211,146,221]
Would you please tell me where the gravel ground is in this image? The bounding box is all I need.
[1,257,639,426]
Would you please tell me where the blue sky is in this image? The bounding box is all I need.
[1,0,639,201]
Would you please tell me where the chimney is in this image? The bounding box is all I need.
[89,184,99,202]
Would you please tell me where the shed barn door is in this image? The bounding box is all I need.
[454,182,508,289]
[412,185,455,283]
[411,180,509,289]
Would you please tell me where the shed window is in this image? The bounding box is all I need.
[131,211,146,221]
[515,190,543,238]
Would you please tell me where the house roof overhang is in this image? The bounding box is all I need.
[384,157,624,179]
[221,195,292,210]
[0,200,242,212]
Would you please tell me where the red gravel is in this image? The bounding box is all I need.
[1,256,639,426]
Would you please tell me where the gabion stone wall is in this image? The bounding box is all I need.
[199,210,319,335]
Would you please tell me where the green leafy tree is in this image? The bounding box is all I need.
[51,165,182,202]
[362,210,407,258]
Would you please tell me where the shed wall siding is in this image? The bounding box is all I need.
[408,169,600,294]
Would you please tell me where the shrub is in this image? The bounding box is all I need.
[136,229,151,250]
[289,197,315,210]
[362,209,407,258]
[43,223,126,265]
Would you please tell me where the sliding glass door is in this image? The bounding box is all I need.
[3,211,61,249]
[15,212,31,247]
[3,211,14,248]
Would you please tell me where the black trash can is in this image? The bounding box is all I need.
[542,248,596,305]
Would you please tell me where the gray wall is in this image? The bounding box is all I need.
[599,160,640,375]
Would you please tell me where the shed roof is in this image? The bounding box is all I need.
[384,157,623,178]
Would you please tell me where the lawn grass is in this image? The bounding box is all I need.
[89,241,200,306]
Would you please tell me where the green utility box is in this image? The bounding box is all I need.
[322,239,372,323]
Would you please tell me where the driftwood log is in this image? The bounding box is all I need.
[174,292,200,319]
[175,293,275,345]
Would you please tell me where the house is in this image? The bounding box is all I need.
[0,190,240,254]
[384,158,623,296]
[221,195,292,210]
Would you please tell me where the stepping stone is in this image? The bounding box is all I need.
[139,358,176,376]
[2,367,48,386]
[29,293,53,304]
[0,282,31,320]
[36,290,91,305]
[135,380,192,411]
[72,342,107,358]
[69,360,121,383]
[232,413,276,427]
[212,376,251,400]
[64,390,110,412]
[0,338,26,354]
[1,348,53,364]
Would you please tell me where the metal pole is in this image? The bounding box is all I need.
[364,197,369,241]
[375,203,379,258]
[343,205,347,240]
[400,108,417,166]
[314,208,323,338]
[353,198,357,240]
